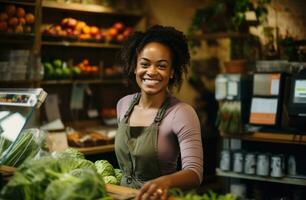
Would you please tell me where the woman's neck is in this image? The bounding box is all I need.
[138,91,168,109]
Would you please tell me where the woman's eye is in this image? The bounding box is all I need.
[158,65,167,69]
[140,63,149,67]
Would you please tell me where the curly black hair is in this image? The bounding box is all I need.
[118,25,190,89]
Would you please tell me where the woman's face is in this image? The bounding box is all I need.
[135,42,173,96]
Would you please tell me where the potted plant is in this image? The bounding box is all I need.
[188,0,271,35]
[188,0,268,73]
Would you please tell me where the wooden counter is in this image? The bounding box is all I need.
[106,184,138,200]
[76,144,115,155]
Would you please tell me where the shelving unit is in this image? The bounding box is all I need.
[216,168,306,186]
[188,32,249,40]
[220,132,306,145]
[42,1,142,17]
[41,41,121,49]
[41,79,126,85]
[0,0,36,6]
[0,33,35,44]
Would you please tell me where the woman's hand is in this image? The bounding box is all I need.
[135,176,171,200]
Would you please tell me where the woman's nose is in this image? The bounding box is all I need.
[147,65,158,75]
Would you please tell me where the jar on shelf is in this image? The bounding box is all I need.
[256,153,270,176]
[233,151,244,173]
[270,154,285,178]
[244,152,256,175]
[220,149,231,171]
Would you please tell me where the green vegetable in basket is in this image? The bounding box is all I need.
[52,147,85,159]
[114,168,123,183]
[95,160,115,177]
[168,188,236,200]
[0,153,109,200]
[103,175,118,185]
[45,168,107,200]
[0,129,42,167]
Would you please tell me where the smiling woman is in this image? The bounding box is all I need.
[115,25,203,200]
[135,42,173,96]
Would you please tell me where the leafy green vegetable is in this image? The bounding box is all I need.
[103,176,118,185]
[114,169,123,183]
[45,168,107,200]
[51,148,84,160]
[169,189,236,200]
[58,155,95,173]
[0,153,108,200]
[0,129,43,167]
[63,147,85,159]
[95,160,115,177]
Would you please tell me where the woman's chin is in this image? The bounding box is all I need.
[141,88,163,96]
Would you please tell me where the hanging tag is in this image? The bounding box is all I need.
[70,84,86,110]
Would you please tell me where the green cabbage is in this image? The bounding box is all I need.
[95,160,115,177]
[45,168,107,200]
[103,176,118,185]
[114,169,123,183]
[0,155,108,200]
[51,147,85,160]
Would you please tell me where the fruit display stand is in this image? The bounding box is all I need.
[0,0,41,83]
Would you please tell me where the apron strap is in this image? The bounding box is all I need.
[123,93,141,123]
[153,96,170,126]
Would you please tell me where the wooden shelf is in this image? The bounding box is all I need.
[0,80,37,84]
[76,144,114,155]
[0,33,35,44]
[216,168,306,186]
[189,32,250,40]
[41,40,121,49]
[41,79,126,85]
[220,132,306,145]
[42,1,142,16]
[0,0,36,6]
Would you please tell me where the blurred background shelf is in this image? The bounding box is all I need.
[216,168,306,186]
[41,41,122,48]
[42,1,143,16]
[41,79,127,85]
[0,0,36,6]
[220,132,306,145]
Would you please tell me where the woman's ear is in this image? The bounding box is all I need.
[170,70,174,79]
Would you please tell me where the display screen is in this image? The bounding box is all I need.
[293,80,306,104]
[249,97,278,125]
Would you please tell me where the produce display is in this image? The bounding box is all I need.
[42,17,134,44]
[95,160,123,185]
[0,128,43,167]
[168,189,236,200]
[0,148,112,200]
[0,4,35,34]
[42,58,100,80]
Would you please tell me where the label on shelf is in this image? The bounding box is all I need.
[249,97,278,125]
[0,93,37,107]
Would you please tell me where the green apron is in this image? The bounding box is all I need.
[115,93,170,189]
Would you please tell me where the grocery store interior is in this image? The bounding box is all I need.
[0,0,306,199]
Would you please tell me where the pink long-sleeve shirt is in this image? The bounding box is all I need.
[116,94,203,183]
